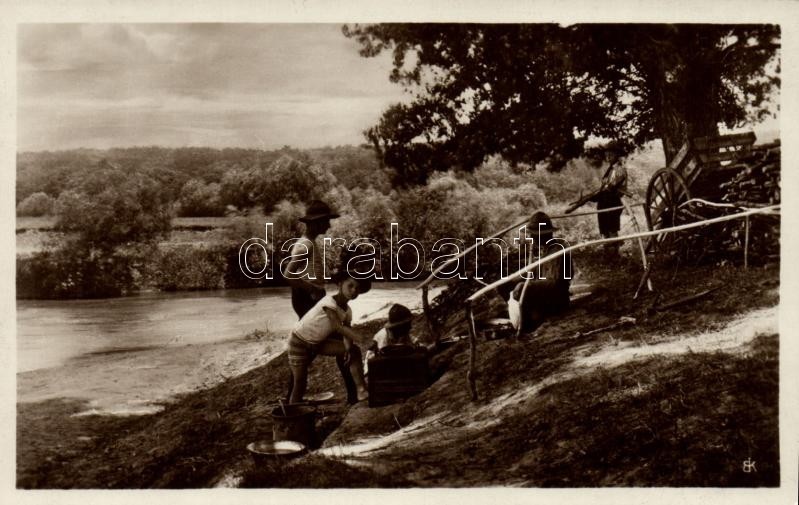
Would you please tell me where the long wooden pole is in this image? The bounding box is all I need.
[678,198,775,212]
[416,214,535,289]
[465,305,479,401]
[551,203,644,220]
[466,205,779,304]
[744,215,750,269]
[622,200,652,294]
[416,202,645,290]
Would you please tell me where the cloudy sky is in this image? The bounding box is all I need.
[18,24,407,151]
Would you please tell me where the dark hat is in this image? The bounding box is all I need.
[529,211,558,232]
[299,200,340,223]
[332,269,372,294]
[385,304,413,329]
[355,277,372,294]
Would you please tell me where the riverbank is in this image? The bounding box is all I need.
[17,257,780,487]
[18,333,284,416]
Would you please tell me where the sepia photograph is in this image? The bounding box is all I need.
[4,1,798,503]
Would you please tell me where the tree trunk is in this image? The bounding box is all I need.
[651,67,721,167]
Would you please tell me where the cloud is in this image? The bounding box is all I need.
[19,24,159,73]
[17,24,406,150]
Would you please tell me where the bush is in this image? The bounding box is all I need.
[177,180,226,217]
[16,192,55,217]
[217,155,339,213]
[527,158,602,205]
[219,166,254,210]
[17,161,175,299]
[146,246,227,291]
[55,163,172,250]
[310,145,392,193]
[220,202,307,287]
[257,155,338,212]
[16,243,139,299]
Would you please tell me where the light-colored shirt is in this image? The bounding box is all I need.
[508,295,522,330]
[364,326,417,374]
[284,236,326,286]
[364,328,387,375]
[293,294,351,344]
[372,327,389,350]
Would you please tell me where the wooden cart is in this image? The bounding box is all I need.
[644,132,780,252]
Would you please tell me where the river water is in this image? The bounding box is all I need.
[16,283,439,414]
[17,283,431,373]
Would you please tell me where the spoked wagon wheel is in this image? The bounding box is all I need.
[645,168,692,254]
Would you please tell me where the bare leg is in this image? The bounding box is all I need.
[317,340,369,401]
[287,288,317,402]
[289,364,309,404]
[347,346,368,399]
[335,355,358,404]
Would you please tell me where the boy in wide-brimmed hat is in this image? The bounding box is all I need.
[283,200,362,404]
[376,304,414,348]
[364,303,415,375]
[283,199,340,315]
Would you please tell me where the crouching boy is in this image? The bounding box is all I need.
[365,304,431,406]
[287,272,373,404]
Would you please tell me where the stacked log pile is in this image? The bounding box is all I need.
[680,141,780,264]
[719,141,781,206]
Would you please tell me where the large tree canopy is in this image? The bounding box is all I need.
[343,24,780,184]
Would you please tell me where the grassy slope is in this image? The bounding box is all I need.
[307,255,779,487]
[17,255,780,488]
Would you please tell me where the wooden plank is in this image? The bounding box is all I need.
[668,141,692,172]
[673,152,697,176]
[750,140,780,152]
[697,150,750,164]
[683,157,702,187]
[693,132,756,151]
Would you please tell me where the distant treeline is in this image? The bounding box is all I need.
[17,145,392,217]
[16,144,657,299]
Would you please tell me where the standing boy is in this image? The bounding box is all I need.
[283,200,359,404]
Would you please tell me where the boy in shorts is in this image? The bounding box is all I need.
[287,272,373,404]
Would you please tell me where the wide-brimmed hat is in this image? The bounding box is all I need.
[528,211,558,232]
[331,269,372,294]
[385,304,413,329]
[299,200,340,223]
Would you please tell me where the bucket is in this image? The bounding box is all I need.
[271,405,316,448]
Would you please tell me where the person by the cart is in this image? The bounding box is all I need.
[591,158,629,257]
[566,150,629,257]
